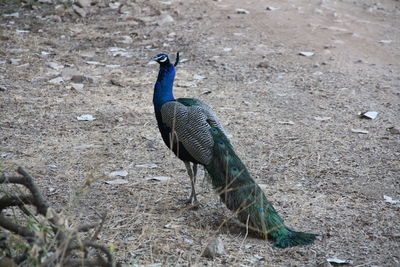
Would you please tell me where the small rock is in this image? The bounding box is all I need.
[110,79,123,87]
[327,258,353,264]
[157,15,175,25]
[378,40,392,44]
[118,4,130,14]
[360,111,378,120]
[3,12,19,18]
[109,47,132,58]
[299,51,314,57]
[70,83,84,90]
[109,170,128,177]
[49,77,64,84]
[387,127,400,135]
[105,64,120,68]
[314,116,331,121]
[266,6,280,11]
[0,85,9,91]
[203,237,225,258]
[73,4,87,17]
[236,8,250,14]
[383,195,399,204]
[41,51,54,58]
[193,74,206,80]
[8,58,21,65]
[105,179,128,185]
[71,74,93,83]
[257,62,269,68]
[351,128,369,134]
[38,0,53,3]
[77,114,95,121]
[223,47,232,52]
[109,2,121,9]
[86,61,102,65]
[47,164,58,169]
[47,62,64,70]
[254,255,265,261]
[144,176,170,182]
[76,0,91,8]
[135,163,158,169]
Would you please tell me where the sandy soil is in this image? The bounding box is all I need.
[1,0,399,265]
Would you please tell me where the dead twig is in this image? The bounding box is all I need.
[0,167,116,267]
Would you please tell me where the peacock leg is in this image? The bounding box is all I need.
[184,162,198,206]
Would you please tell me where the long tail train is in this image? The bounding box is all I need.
[205,127,316,248]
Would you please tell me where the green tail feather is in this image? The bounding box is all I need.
[205,127,317,248]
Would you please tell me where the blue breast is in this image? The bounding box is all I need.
[153,63,200,164]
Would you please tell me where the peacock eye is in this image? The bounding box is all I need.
[211,128,217,133]
[218,140,224,145]
[232,167,238,172]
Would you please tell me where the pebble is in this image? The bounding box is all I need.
[8,58,21,65]
[77,114,95,121]
[73,4,87,17]
[109,170,128,177]
[387,127,400,135]
[157,15,175,25]
[236,8,250,14]
[203,237,225,258]
[266,6,280,11]
[109,2,121,9]
[299,51,314,57]
[70,83,84,90]
[47,62,64,71]
[71,74,93,83]
[3,12,19,18]
[76,0,91,8]
[49,77,64,84]
[257,62,269,68]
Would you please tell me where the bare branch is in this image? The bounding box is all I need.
[0,194,34,211]
[68,240,115,267]
[0,175,26,184]
[0,214,35,241]
[17,167,49,215]
[0,167,116,266]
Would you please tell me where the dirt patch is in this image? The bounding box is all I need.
[1,0,399,265]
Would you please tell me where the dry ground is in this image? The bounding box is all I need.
[1,0,399,266]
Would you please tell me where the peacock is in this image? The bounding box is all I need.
[151,53,316,248]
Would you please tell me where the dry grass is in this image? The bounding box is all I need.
[1,0,399,266]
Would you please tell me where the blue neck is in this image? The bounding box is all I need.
[153,63,176,113]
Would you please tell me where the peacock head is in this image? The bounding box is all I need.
[152,53,170,65]
[152,52,180,67]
